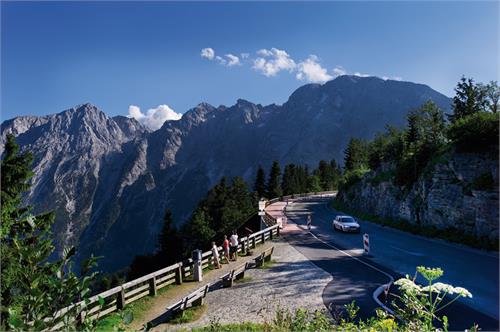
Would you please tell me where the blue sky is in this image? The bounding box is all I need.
[1,1,498,127]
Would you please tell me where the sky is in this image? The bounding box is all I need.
[1,1,499,128]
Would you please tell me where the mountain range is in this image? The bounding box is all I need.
[0,75,451,272]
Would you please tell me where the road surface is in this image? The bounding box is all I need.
[270,196,499,330]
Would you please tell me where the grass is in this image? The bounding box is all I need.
[193,321,265,332]
[234,276,253,284]
[331,199,498,251]
[169,304,207,324]
[258,259,277,269]
[95,284,175,331]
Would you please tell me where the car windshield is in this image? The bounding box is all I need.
[340,217,355,223]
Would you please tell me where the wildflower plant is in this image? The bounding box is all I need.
[393,265,473,331]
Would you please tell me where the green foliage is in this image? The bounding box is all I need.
[447,111,499,154]
[266,161,283,198]
[195,266,474,332]
[393,266,472,331]
[341,167,370,190]
[253,165,267,199]
[450,76,489,122]
[344,138,369,171]
[169,305,207,324]
[481,80,499,113]
[1,134,100,331]
[307,174,322,193]
[368,126,405,170]
[157,209,183,264]
[180,176,255,254]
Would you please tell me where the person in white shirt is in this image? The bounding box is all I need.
[229,231,239,261]
[211,241,221,269]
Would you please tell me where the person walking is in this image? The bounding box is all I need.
[222,235,230,263]
[229,230,239,261]
[211,241,221,269]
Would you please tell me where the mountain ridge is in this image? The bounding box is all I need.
[1,75,452,272]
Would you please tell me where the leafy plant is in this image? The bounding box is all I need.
[393,266,472,331]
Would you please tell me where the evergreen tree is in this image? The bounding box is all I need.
[1,134,99,331]
[344,138,369,171]
[281,164,295,195]
[266,161,282,198]
[307,174,322,192]
[253,166,266,199]
[450,77,488,122]
[181,208,215,254]
[157,209,182,265]
[483,81,500,113]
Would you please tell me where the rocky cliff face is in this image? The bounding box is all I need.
[337,153,499,242]
[1,75,452,271]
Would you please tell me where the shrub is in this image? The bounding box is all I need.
[447,112,499,154]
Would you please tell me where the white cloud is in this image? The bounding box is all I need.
[332,66,347,77]
[382,76,403,81]
[240,53,249,59]
[353,72,371,78]
[225,54,240,66]
[201,48,215,60]
[296,55,333,83]
[128,104,182,131]
[215,55,226,65]
[253,48,296,77]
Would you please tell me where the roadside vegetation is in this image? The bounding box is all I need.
[194,266,476,332]
[340,78,499,192]
[334,77,499,250]
[0,135,101,331]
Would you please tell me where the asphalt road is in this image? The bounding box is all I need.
[281,196,499,331]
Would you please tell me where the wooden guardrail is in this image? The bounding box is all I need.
[49,224,280,330]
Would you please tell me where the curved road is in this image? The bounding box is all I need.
[270,196,499,330]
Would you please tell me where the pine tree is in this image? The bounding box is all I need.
[266,161,282,198]
[344,138,368,171]
[157,209,182,265]
[253,166,266,199]
[450,76,488,122]
[1,134,99,331]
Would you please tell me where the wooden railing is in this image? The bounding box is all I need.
[51,192,335,329]
[50,224,280,330]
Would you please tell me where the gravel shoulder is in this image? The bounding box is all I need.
[155,238,333,331]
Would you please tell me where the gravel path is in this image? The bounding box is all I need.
[157,238,332,331]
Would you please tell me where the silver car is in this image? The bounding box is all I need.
[333,215,360,233]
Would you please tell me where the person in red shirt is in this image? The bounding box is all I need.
[222,235,230,263]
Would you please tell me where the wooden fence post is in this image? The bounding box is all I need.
[261,232,265,243]
[277,226,280,237]
[270,228,273,240]
[241,239,246,255]
[117,288,126,309]
[252,236,256,248]
[175,264,183,285]
[149,276,157,296]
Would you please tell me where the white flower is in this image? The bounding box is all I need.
[395,278,422,293]
[454,287,473,298]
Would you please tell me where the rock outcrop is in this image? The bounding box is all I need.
[337,153,499,242]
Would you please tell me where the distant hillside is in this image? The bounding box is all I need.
[0,75,451,271]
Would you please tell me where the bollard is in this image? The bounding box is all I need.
[363,233,370,254]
